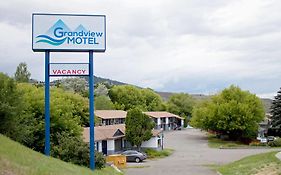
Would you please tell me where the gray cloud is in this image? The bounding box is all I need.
[0,0,281,98]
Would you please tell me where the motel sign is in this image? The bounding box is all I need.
[32,13,106,170]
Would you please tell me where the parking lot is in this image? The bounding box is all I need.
[125,129,280,175]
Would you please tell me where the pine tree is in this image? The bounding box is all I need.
[125,108,155,150]
[270,88,281,136]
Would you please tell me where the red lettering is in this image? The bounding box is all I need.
[51,69,88,75]
[52,70,58,74]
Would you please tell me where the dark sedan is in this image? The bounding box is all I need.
[121,150,147,163]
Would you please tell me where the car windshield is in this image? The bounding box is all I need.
[123,150,138,155]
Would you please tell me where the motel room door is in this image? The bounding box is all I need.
[114,139,122,152]
[102,140,107,155]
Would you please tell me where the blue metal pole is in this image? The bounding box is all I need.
[89,50,95,170]
[45,51,50,156]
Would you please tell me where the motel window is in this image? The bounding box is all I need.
[95,142,98,151]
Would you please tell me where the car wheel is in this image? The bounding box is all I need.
[135,157,140,163]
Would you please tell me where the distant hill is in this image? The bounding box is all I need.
[157,91,209,101]
[33,75,127,87]
[261,98,273,114]
[156,91,272,113]
[93,76,127,86]
[0,134,121,175]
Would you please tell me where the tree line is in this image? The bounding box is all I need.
[0,62,195,168]
[1,62,280,169]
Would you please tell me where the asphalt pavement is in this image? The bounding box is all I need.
[124,129,280,175]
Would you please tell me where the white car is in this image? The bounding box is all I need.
[260,137,267,143]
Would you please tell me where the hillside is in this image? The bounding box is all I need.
[157,91,272,113]
[40,75,127,87]
[0,134,122,175]
[93,76,127,86]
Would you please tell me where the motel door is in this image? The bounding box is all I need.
[102,140,107,155]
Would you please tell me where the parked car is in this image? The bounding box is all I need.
[267,136,276,142]
[260,137,267,143]
[174,126,182,130]
[121,150,147,163]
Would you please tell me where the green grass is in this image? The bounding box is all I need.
[144,148,174,159]
[216,151,281,175]
[0,134,123,175]
[208,134,249,148]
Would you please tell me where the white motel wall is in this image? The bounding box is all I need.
[94,135,162,155]
[141,136,162,150]
[107,140,115,155]
[96,141,102,152]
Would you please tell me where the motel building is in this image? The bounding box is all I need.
[95,110,127,126]
[95,110,184,130]
[83,124,163,155]
[144,112,184,131]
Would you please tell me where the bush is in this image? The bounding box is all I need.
[95,152,106,169]
[52,132,106,169]
[52,132,89,166]
[0,73,22,137]
[144,148,173,159]
[268,138,281,147]
[249,141,267,147]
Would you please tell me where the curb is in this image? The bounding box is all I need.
[216,171,223,175]
[275,152,281,161]
[219,146,272,149]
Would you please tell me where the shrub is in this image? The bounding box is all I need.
[52,132,106,169]
[52,132,89,166]
[249,141,267,147]
[268,138,281,147]
[95,152,106,169]
[144,148,173,158]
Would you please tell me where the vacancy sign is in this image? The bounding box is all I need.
[32,14,106,52]
[49,63,89,76]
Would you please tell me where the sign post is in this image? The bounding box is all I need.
[89,50,95,169]
[32,13,106,171]
[45,51,50,156]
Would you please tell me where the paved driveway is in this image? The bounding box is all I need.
[125,129,280,175]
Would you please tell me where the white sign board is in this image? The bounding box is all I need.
[32,14,106,52]
[49,63,89,76]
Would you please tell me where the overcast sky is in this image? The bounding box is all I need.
[1,0,281,98]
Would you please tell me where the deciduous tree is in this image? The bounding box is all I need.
[109,85,146,110]
[14,84,94,151]
[60,77,87,95]
[95,95,114,110]
[0,73,22,136]
[94,83,109,97]
[141,88,165,111]
[109,85,165,111]
[14,62,31,82]
[167,93,194,126]
[190,85,264,140]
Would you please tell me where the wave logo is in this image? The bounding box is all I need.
[36,19,102,46]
